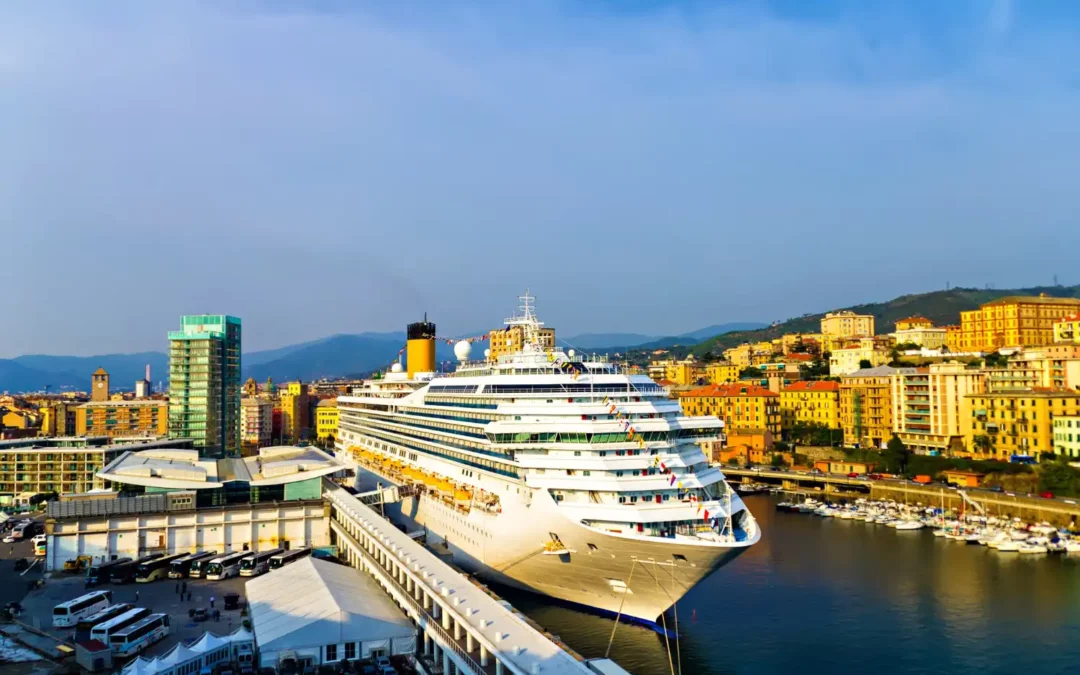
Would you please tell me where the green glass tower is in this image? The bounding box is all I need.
[168,315,242,457]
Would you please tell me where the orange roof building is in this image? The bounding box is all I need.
[680,383,780,435]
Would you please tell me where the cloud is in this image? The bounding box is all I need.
[1,1,1079,355]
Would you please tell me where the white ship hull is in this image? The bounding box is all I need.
[348,456,755,623]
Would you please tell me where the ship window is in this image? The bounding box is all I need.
[673,554,687,562]
[588,543,598,551]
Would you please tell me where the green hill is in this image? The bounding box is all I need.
[687,284,1080,359]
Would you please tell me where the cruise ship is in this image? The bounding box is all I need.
[335,294,759,624]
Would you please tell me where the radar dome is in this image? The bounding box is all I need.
[568,349,576,358]
[454,340,472,361]
[484,348,491,358]
[390,363,403,373]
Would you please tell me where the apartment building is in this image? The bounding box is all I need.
[891,362,986,454]
[957,295,1080,352]
[241,397,273,449]
[679,383,781,435]
[965,389,1080,461]
[780,381,840,429]
[820,311,875,338]
[840,366,911,449]
[75,400,169,438]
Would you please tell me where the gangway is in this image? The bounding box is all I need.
[356,484,417,507]
[958,489,987,516]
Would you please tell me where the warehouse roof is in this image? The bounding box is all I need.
[247,557,414,653]
[98,445,344,489]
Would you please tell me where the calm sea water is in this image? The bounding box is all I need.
[495,494,1080,675]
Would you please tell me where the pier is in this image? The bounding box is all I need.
[323,481,626,675]
[722,467,1080,526]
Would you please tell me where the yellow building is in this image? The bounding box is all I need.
[722,344,752,368]
[986,345,1080,392]
[895,316,933,331]
[780,381,840,429]
[706,361,740,385]
[680,383,781,435]
[839,366,898,449]
[829,338,890,376]
[647,356,705,386]
[75,400,168,438]
[1053,314,1080,343]
[893,322,947,349]
[315,399,339,444]
[892,363,985,454]
[821,311,875,338]
[965,389,1080,460]
[41,403,77,437]
[488,325,555,362]
[945,325,963,352]
[958,295,1080,352]
[2,410,36,431]
[279,381,310,442]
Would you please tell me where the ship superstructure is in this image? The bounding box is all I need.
[335,293,759,622]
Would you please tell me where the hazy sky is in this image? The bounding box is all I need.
[3,0,1079,356]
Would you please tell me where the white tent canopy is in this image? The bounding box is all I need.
[247,557,415,656]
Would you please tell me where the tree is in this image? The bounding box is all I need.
[984,352,1008,368]
[882,435,911,474]
[740,366,764,379]
[858,359,873,369]
[28,491,57,506]
[1038,458,1080,495]
[770,454,788,468]
[972,434,992,455]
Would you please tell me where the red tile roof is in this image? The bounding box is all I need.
[683,383,778,398]
[781,381,839,393]
[784,353,814,362]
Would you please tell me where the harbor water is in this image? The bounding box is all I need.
[498,493,1080,675]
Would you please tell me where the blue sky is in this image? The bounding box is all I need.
[2,0,1079,355]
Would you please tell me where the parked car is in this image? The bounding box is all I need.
[1039,491,1055,499]
[846,472,859,478]
[12,558,29,572]
[987,485,1005,493]
[224,593,241,611]
[190,607,209,622]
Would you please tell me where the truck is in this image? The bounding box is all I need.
[913,475,932,484]
[64,555,93,573]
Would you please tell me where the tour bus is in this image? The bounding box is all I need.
[168,551,217,579]
[109,613,169,657]
[86,558,132,586]
[238,547,284,577]
[32,534,47,557]
[188,555,217,579]
[74,603,132,642]
[203,551,251,581]
[111,554,163,584]
[52,590,113,628]
[89,607,151,644]
[268,547,311,571]
[135,552,188,583]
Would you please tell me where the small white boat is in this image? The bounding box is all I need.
[1065,541,1080,554]
[894,520,924,531]
[996,540,1021,552]
[1018,543,1048,554]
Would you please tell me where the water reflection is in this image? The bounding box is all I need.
[499,494,1080,675]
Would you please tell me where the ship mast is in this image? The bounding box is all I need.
[505,289,545,353]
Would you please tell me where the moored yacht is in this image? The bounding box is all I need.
[334,293,759,623]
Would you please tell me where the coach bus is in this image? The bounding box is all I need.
[86,558,131,587]
[52,591,113,628]
[238,548,284,577]
[135,553,188,583]
[168,551,217,579]
[90,607,152,645]
[109,614,170,656]
[204,551,251,581]
[268,547,311,571]
[74,603,133,642]
[111,554,163,584]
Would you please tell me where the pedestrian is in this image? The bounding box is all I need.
[182,581,187,595]
[175,581,180,594]
[135,591,139,603]
[210,595,215,609]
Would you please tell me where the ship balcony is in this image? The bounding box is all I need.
[527,466,722,492]
[515,449,707,471]
[566,497,734,525]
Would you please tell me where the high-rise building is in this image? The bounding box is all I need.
[241,397,273,450]
[168,315,242,457]
[91,368,110,402]
[891,363,986,455]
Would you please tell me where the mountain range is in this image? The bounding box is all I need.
[0,322,761,393]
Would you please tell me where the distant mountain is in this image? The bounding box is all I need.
[560,333,660,349]
[0,352,169,394]
[678,322,768,341]
[689,284,1080,358]
[242,334,456,382]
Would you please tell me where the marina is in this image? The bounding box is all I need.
[502,492,1080,675]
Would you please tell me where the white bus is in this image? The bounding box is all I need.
[75,604,133,642]
[238,548,284,577]
[168,551,217,579]
[203,551,251,581]
[110,613,169,656]
[268,547,311,570]
[52,590,113,628]
[135,553,188,583]
[90,607,151,644]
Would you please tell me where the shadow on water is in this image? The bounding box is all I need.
[498,494,1080,675]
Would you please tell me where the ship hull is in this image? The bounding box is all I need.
[353,463,754,622]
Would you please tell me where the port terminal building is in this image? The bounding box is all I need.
[44,445,343,571]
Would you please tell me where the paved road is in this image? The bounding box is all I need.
[0,516,47,611]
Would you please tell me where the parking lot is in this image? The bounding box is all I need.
[18,572,250,661]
